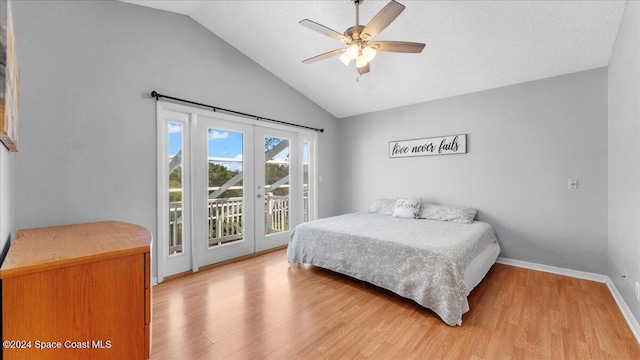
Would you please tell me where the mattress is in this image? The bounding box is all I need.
[287,212,500,326]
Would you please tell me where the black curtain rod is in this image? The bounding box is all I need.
[151,91,324,133]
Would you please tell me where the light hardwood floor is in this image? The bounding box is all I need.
[150,249,640,359]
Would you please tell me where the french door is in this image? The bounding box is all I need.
[157,103,316,282]
[254,126,299,252]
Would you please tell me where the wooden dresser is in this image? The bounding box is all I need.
[0,221,152,360]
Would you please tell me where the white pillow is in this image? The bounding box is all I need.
[392,198,421,219]
[419,203,477,224]
[367,199,397,215]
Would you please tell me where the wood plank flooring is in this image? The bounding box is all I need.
[150,249,640,359]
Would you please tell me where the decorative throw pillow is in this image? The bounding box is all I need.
[367,199,397,215]
[419,203,477,224]
[392,198,421,219]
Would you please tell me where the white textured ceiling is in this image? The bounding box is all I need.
[122,1,626,118]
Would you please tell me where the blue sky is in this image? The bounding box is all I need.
[207,129,243,159]
[168,124,291,169]
[168,124,242,158]
[168,123,183,157]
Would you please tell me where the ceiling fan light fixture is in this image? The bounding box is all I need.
[300,0,425,76]
[362,46,376,62]
[339,53,351,65]
[346,44,359,59]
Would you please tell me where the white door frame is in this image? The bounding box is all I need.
[156,101,317,282]
[156,103,193,283]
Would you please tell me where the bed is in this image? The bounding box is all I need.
[287,209,500,326]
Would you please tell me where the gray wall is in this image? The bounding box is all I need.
[608,1,640,321]
[11,1,339,276]
[338,68,608,274]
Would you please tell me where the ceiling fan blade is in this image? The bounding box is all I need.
[370,41,425,53]
[303,48,346,64]
[299,19,349,43]
[361,0,405,41]
[357,63,370,76]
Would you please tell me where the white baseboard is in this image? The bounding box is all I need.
[496,257,610,282]
[497,257,640,345]
[606,279,640,344]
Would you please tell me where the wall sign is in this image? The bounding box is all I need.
[389,134,467,158]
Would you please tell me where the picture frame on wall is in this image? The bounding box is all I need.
[0,0,19,152]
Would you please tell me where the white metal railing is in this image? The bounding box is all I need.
[168,190,309,253]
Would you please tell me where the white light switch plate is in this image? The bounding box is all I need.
[568,179,578,189]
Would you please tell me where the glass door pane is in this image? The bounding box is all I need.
[302,140,310,223]
[263,136,290,235]
[207,128,244,247]
[168,122,184,256]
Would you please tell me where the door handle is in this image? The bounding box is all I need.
[257,194,262,198]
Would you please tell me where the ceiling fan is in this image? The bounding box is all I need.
[300,0,425,75]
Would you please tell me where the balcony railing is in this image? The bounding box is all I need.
[265,194,289,234]
[208,197,243,247]
[168,192,308,255]
[168,201,183,255]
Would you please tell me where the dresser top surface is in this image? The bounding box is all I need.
[0,221,151,278]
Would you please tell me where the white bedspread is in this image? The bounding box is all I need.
[287,212,500,326]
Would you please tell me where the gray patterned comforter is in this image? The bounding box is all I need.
[287,212,499,326]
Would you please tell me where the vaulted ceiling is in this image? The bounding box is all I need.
[122,1,626,118]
